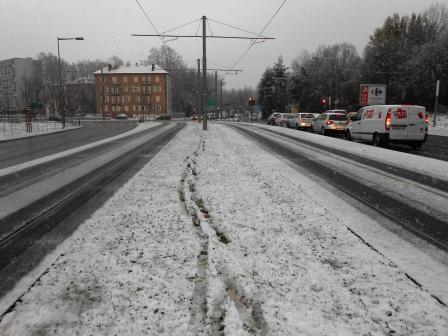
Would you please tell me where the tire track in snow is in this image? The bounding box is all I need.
[179,137,268,335]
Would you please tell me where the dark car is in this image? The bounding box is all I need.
[115,113,128,120]
[156,114,172,120]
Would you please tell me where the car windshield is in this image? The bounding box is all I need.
[329,114,348,121]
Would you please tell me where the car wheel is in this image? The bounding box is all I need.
[321,127,327,136]
[345,130,352,141]
[373,133,382,147]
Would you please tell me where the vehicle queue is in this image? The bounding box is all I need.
[266,105,429,150]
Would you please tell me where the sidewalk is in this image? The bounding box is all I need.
[0,123,447,335]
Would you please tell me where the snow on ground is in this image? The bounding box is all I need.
[0,121,79,141]
[0,122,160,177]
[0,124,202,335]
[250,123,448,183]
[429,115,448,136]
[0,122,447,335]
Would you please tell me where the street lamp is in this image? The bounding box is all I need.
[313,57,337,109]
[57,36,84,128]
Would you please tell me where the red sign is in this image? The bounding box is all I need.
[360,86,369,106]
[393,108,407,119]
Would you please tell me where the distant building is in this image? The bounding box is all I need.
[65,76,95,116]
[0,57,42,111]
[93,64,172,118]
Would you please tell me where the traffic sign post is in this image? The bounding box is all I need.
[433,80,440,127]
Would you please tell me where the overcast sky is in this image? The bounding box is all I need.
[0,0,440,89]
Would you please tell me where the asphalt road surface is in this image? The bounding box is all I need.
[0,120,138,169]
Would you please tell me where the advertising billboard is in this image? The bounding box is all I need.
[359,84,387,106]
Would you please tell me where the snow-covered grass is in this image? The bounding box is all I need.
[429,114,448,136]
[0,121,78,141]
[0,123,447,335]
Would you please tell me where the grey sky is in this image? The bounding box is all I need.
[0,0,439,89]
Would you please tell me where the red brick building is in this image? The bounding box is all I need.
[94,64,172,118]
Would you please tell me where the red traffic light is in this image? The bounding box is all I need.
[248,97,256,107]
[320,98,327,105]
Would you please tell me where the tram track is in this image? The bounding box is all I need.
[230,124,448,251]
[0,123,184,271]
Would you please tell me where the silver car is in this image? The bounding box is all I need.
[279,113,295,127]
[288,112,316,130]
[311,113,349,135]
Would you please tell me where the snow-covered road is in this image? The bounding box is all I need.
[1,122,447,335]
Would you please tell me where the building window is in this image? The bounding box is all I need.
[155,76,160,83]
[156,104,161,111]
[124,106,129,112]
[123,76,128,83]
[103,86,109,93]
[112,77,118,84]
[103,105,108,112]
[134,76,139,83]
[155,95,160,102]
[123,86,128,93]
[137,96,141,102]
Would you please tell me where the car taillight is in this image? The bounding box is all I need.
[425,114,429,124]
[325,120,333,125]
[385,111,391,131]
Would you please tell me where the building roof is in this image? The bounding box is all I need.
[93,65,168,75]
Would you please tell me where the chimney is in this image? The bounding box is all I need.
[107,64,112,72]
[152,64,155,71]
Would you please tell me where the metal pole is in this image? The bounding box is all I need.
[214,70,218,119]
[333,59,337,109]
[197,58,201,117]
[202,15,207,131]
[101,68,104,120]
[433,79,440,127]
[57,38,65,128]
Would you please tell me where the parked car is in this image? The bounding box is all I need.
[156,114,172,120]
[345,105,428,149]
[288,112,315,130]
[267,112,281,125]
[279,113,295,127]
[312,113,349,135]
[115,113,128,120]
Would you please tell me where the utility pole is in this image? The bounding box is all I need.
[197,59,201,118]
[132,16,274,130]
[433,80,440,127]
[220,79,223,118]
[202,16,208,130]
[214,70,218,120]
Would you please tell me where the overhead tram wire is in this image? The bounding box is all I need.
[135,0,165,45]
[230,0,288,70]
[207,18,269,39]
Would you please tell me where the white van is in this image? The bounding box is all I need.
[346,105,428,149]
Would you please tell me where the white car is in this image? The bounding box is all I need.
[345,105,428,149]
[312,113,349,135]
[288,112,315,130]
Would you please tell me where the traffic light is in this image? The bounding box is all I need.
[248,97,256,109]
[320,98,327,105]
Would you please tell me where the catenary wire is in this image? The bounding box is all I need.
[135,0,165,45]
[231,0,288,69]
